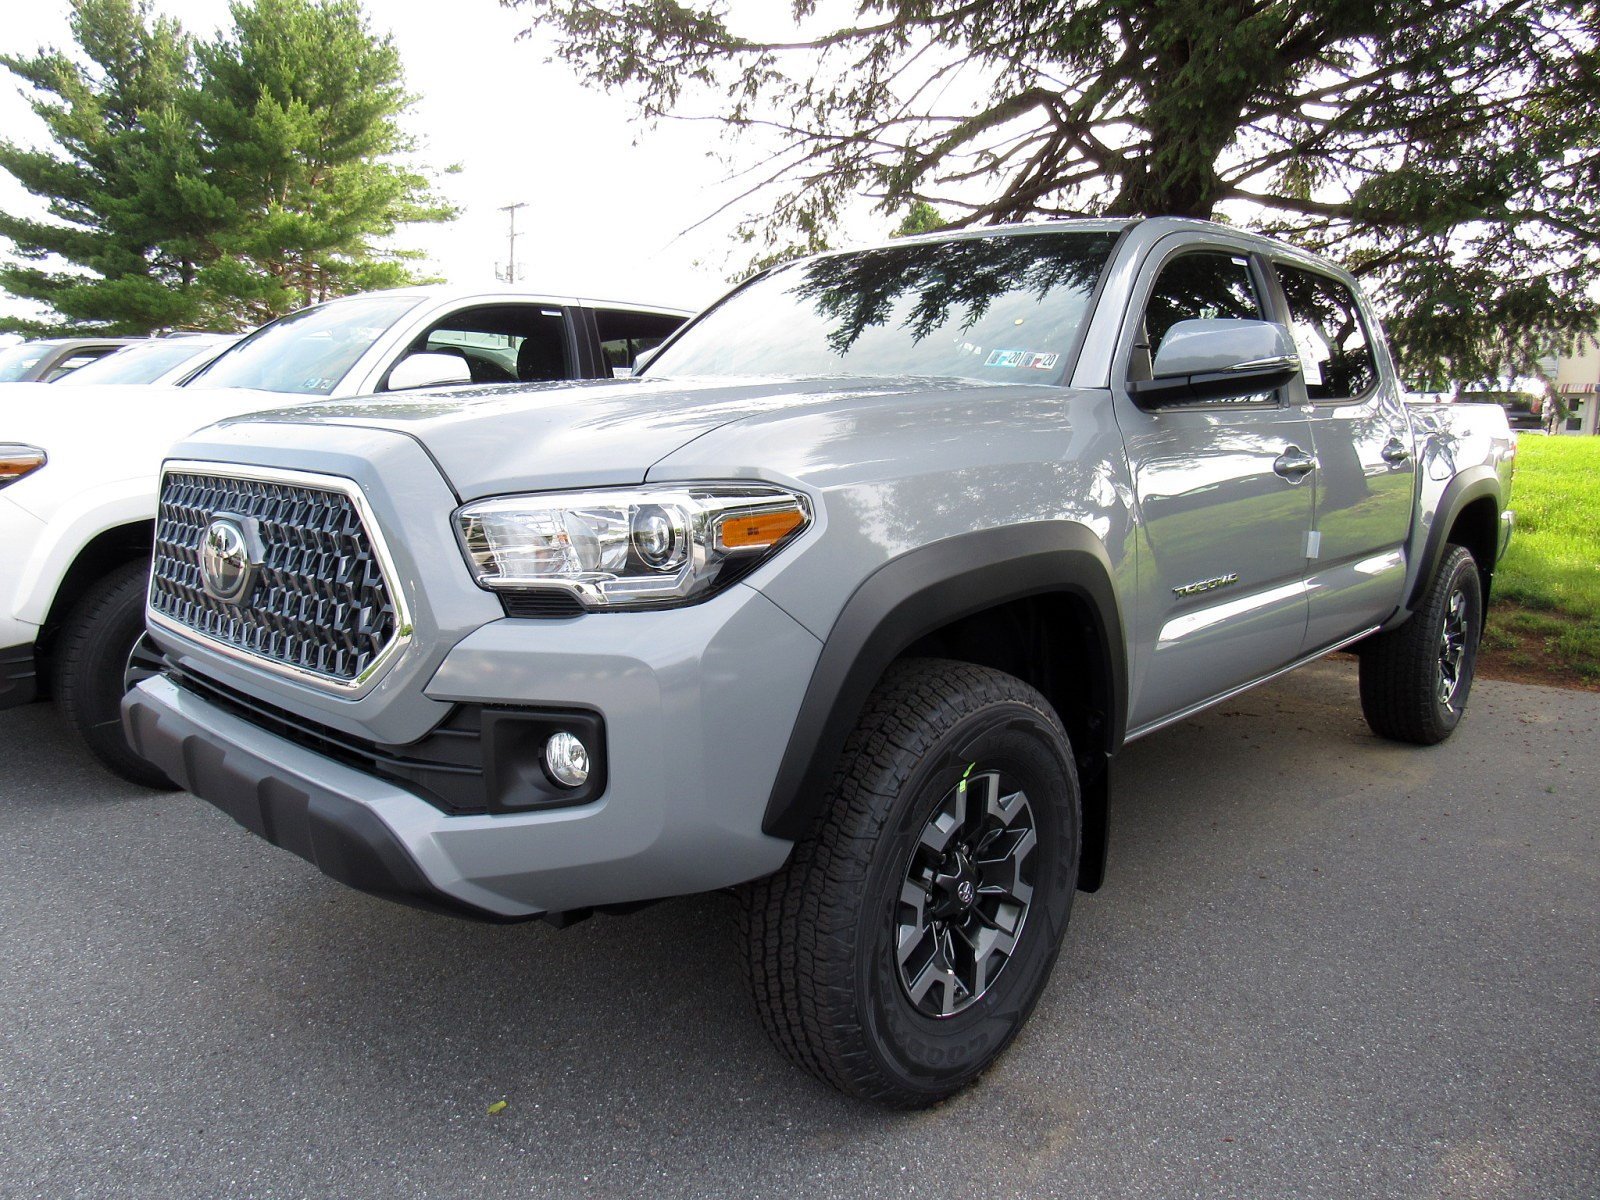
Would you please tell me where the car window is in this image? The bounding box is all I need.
[385,304,573,389]
[188,296,420,395]
[645,230,1119,384]
[57,340,215,386]
[1141,250,1264,364]
[595,309,687,375]
[42,351,114,381]
[1276,264,1378,400]
[0,343,51,382]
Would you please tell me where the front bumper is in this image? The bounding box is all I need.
[124,675,512,920]
[124,584,820,920]
[0,643,37,710]
[1499,508,1514,563]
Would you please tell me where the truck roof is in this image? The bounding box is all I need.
[312,283,694,319]
[831,215,1354,283]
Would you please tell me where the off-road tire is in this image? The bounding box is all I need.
[54,561,176,789]
[1358,544,1483,745]
[738,658,1080,1107]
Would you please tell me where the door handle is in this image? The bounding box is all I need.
[1381,439,1412,465]
[1273,446,1318,481]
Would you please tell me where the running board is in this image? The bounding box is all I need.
[1124,626,1380,743]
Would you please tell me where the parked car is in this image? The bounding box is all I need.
[121,220,1513,1106]
[52,333,240,388]
[0,337,140,383]
[0,287,689,786]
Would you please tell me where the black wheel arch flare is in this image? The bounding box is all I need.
[1405,465,1505,613]
[760,522,1130,890]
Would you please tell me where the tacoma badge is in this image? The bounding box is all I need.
[1172,572,1240,598]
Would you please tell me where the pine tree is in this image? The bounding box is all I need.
[189,0,455,325]
[0,0,211,334]
[0,0,456,334]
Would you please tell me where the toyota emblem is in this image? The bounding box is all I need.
[199,515,262,604]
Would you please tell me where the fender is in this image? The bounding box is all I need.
[9,480,156,627]
[761,522,1129,844]
[1401,465,1503,615]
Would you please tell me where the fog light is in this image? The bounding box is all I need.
[544,731,591,788]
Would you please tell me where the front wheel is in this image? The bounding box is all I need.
[738,658,1080,1107]
[1359,544,1483,745]
[53,561,177,790]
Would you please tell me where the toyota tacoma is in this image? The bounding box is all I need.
[122,218,1515,1106]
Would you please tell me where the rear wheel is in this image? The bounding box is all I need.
[1359,544,1483,745]
[53,561,177,789]
[739,658,1080,1107]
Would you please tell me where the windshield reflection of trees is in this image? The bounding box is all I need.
[788,233,1118,357]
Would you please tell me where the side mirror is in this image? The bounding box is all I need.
[1130,319,1300,408]
[387,351,472,392]
[632,345,661,374]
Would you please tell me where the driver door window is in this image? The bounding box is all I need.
[1132,251,1265,383]
[385,305,572,390]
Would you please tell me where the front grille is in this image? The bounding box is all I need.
[150,469,401,686]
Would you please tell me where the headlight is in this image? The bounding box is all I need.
[456,484,812,609]
[0,444,46,488]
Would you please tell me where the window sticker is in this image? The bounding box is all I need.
[985,349,1059,369]
[1291,322,1326,387]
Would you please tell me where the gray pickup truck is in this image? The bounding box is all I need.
[123,218,1515,1107]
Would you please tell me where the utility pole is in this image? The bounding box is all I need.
[497,202,528,284]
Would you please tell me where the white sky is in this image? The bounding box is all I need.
[0,0,892,331]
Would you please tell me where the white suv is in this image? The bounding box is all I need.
[0,286,687,785]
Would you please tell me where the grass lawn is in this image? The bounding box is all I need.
[1479,433,1600,688]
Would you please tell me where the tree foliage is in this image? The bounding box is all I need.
[892,200,948,237]
[512,0,1600,383]
[0,0,453,334]
[0,0,203,334]
[188,0,454,325]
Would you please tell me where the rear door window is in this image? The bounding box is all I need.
[595,309,687,375]
[1275,265,1378,401]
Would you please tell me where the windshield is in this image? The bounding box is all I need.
[56,339,222,386]
[646,229,1121,384]
[187,295,420,394]
[0,342,51,382]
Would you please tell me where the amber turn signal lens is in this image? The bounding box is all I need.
[0,444,47,487]
[716,506,806,551]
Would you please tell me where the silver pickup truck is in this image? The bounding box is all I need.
[122,218,1514,1107]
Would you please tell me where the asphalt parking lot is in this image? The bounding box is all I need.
[1,657,1595,1199]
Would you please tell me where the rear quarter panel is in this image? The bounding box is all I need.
[1395,400,1516,611]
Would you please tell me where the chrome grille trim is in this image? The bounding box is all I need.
[147,460,414,697]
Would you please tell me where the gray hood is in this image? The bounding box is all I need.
[217,374,1006,498]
